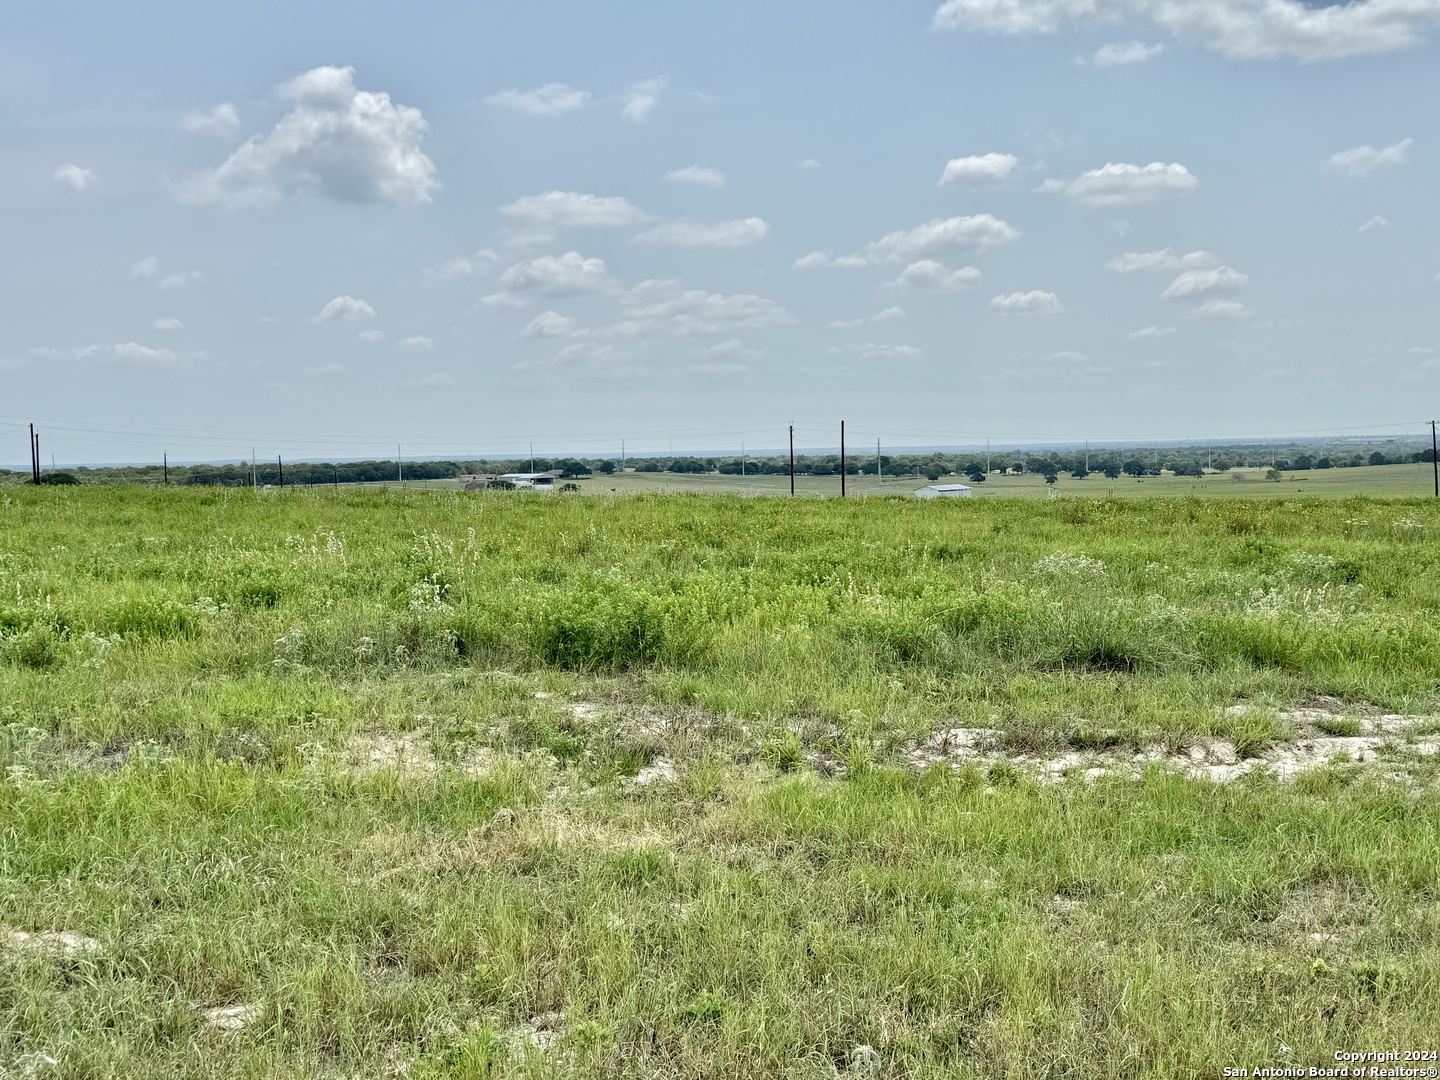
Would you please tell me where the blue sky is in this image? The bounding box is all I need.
[3,0,1438,463]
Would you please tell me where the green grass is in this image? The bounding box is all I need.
[1,487,1437,1077]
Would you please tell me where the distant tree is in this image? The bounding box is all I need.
[1069,467,1089,479]
[964,463,986,483]
[597,460,616,474]
[925,466,943,481]
[38,472,80,485]
[1291,454,1313,470]
[1316,457,1334,469]
[1121,459,1146,477]
[1101,463,1122,480]
[1368,451,1389,467]
[1265,468,1282,482]
[1043,470,1058,485]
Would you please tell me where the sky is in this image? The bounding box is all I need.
[3,0,1439,464]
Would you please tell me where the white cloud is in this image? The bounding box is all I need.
[939,152,1018,185]
[872,306,907,322]
[112,342,178,365]
[690,362,751,376]
[621,78,666,123]
[151,318,185,331]
[1161,266,1248,299]
[478,292,528,311]
[990,290,1063,316]
[867,214,1020,260]
[633,217,769,248]
[1195,299,1250,318]
[827,318,863,330]
[889,259,982,291]
[358,329,386,342]
[1107,248,1219,273]
[1325,137,1414,177]
[796,158,822,170]
[53,164,98,192]
[180,66,436,208]
[497,252,614,296]
[416,372,455,388]
[487,83,590,117]
[399,335,434,351]
[616,280,793,337]
[158,271,203,290]
[131,256,159,279]
[317,295,376,322]
[930,0,1440,61]
[794,251,870,269]
[180,102,241,137]
[1358,214,1390,233]
[500,191,648,227]
[830,342,924,360]
[424,252,497,282]
[1130,325,1176,339]
[1042,162,1198,206]
[522,311,580,338]
[1092,40,1166,65]
[666,164,727,188]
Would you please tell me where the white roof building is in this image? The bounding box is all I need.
[915,483,973,499]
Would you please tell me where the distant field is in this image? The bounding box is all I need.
[352,461,1439,499]
[1,488,1437,1077]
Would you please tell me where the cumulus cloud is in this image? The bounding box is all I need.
[798,215,1018,270]
[830,342,924,360]
[317,295,376,322]
[112,342,178,365]
[1040,162,1198,206]
[497,251,614,296]
[1161,267,1249,299]
[930,0,1440,61]
[151,318,185,331]
[1092,40,1166,65]
[1195,299,1250,318]
[939,153,1018,185]
[180,103,241,137]
[1107,248,1219,273]
[158,271,203,290]
[621,78,666,123]
[616,279,793,337]
[890,259,982,291]
[358,329,386,342]
[796,158,822,170]
[1358,214,1390,233]
[487,83,590,117]
[53,164,98,192]
[666,164,726,188]
[180,66,436,208]
[633,217,769,248]
[522,311,580,338]
[399,335,434,351]
[872,306,907,322]
[500,191,648,227]
[1130,325,1176,339]
[1325,137,1414,176]
[131,256,159,279]
[989,290,1063,316]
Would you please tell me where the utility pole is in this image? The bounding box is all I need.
[840,420,846,498]
[163,453,169,485]
[788,425,795,496]
[29,424,38,485]
[1432,420,1438,498]
[278,455,284,488]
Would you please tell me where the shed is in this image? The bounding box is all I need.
[915,483,973,499]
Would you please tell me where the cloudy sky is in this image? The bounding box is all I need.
[4,0,1438,463]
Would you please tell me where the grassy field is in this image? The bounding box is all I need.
[1,487,1438,1078]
